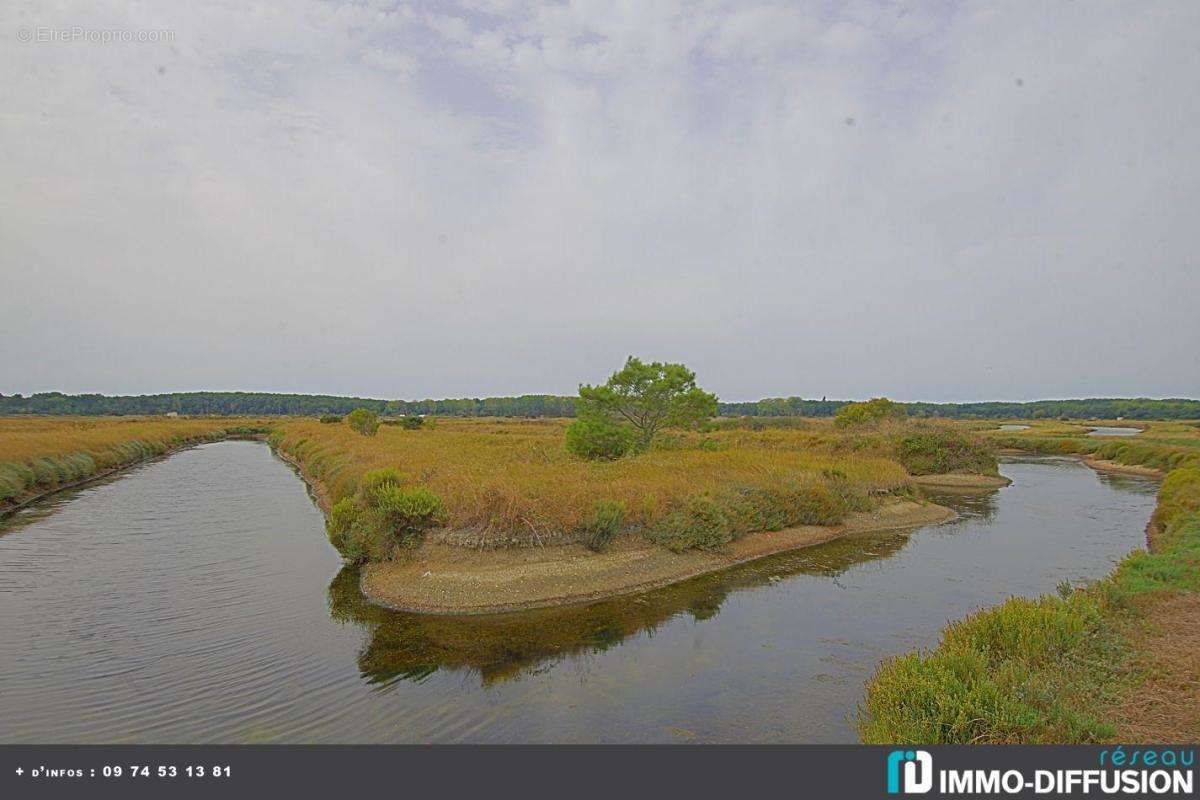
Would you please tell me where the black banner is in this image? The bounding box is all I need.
[0,745,1195,800]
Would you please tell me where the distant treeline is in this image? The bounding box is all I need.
[719,397,1200,420]
[0,392,1196,420]
[0,392,577,418]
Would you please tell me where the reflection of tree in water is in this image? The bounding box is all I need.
[327,528,917,688]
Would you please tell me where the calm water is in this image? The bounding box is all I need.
[0,442,1159,743]
[1088,426,1142,437]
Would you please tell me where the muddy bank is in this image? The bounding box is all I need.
[360,500,956,615]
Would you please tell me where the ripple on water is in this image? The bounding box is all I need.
[0,445,1161,743]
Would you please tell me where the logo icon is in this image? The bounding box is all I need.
[886,750,933,794]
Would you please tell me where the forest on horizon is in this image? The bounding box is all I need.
[1,391,1197,420]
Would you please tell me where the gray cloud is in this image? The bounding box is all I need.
[2,1,1198,401]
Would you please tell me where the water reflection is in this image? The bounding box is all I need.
[327,522,925,687]
[0,444,1161,743]
[1087,426,1141,437]
[1095,469,1161,495]
[919,485,1000,522]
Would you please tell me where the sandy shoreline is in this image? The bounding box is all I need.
[996,449,1167,479]
[359,500,956,615]
[1082,457,1165,478]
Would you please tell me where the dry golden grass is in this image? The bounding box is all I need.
[0,416,261,463]
[0,416,267,505]
[1108,592,1200,742]
[271,417,912,545]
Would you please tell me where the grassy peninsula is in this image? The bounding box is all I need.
[267,376,1003,612]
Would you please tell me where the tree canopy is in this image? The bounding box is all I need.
[576,357,718,449]
[834,397,906,428]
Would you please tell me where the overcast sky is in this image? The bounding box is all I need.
[2,1,1198,402]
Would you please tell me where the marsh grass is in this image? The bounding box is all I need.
[0,416,269,506]
[270,417,913,548]
[580,499,627,552]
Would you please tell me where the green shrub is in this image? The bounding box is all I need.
[319,414,343,424]
[380,416,425,429]
[895,428,997,476]
[346,407,379,437]
[580,499,627,552]
[359,467,407,497]
[324,469,448,563]
[835,397,906,429]
[327,497,359,555]
[647,495,731,552]
[373,484,448,548]
[858,593,1116,743]
[565,414,635,460]
[724,485,793,535]
[640,470,874,552]
[724,478,865,537]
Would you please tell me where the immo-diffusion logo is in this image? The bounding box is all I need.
[887,750,933,794]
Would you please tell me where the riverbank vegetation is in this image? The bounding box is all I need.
[858,431,1200,743]
[987,419,1200,473]
[0,416,269,511]
[827,399,1000,477]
